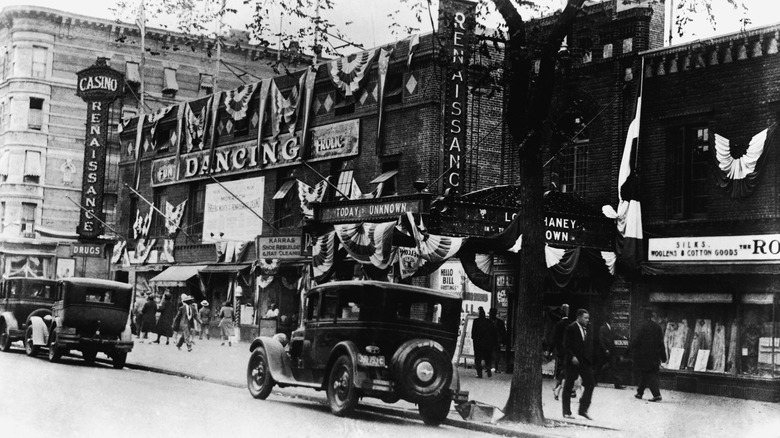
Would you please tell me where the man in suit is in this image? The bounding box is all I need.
[632,309,667,402]
[596,313,625,389]
[471,307,497,378]
[562,308,596,420]
[551,304,571,400]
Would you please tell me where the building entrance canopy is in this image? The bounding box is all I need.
[149,265,206,287]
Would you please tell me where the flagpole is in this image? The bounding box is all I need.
[634,55,645,170]
[136,0,146,112]
[66,197,127,241]
[123,183,196,242]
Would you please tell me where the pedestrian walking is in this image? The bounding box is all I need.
[551,304,571,400]
[632,309,667,402]
[562,308,595,420]
[139,293,157,341]
[132,293,147,337]
[596,313,625,388]
[219,301,235,347]
[152,293,175,345]
[198,300,211,340]
[471,307,497,378]
[173,294,200,352]
[489,308,507,373]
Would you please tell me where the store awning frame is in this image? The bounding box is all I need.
[150,265,206,287]
[642,261,780,276]
[199,263,251,274]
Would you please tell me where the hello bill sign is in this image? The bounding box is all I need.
[75,58,123,238]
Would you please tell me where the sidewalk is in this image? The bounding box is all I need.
[119,337,780,438]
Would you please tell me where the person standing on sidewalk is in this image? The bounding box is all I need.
[471,307,497,378]
[632,309,667,402]
[219,301,235,347]
[153,293,175,345]
[488,308,507,373]
[562,308,595,420]
[551,304,571,400]
[596,313,625,389]
[139,293,158,342]
[199,300,211,340]
[173,294,200,352]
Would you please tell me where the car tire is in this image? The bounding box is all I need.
[112,350,127,369]
[82,347,98,363]
[24,326,40,357]
[327,355,358,417]
[418,398,451,426]
[48,332,63,363]
[247,346,275,399]
[391,340,452,403]
[0,320,11,352]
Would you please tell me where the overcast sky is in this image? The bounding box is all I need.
[0,0,776,53]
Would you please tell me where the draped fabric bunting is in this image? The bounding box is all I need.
[224,82,257,120]
[406,212,463,263]
[215,240,252,263]
[7,256,45,278]
[407,34,420,68]
[334,221,396,269]
[134,238,156,264]
[270,72,307,137]
[206,91,224,173]
[183,96,212,153]
[132,114,146,190]
[259,258,280,275]
[328,49,379,97]
[714,123,777,198]
[164,199,187,236]
[313,231,337,281]
[460,212,523,254]
[459,251,494,292]
[255,78,271,149]
[297,178,329,218]
[174,103,186,180]
[132,209,152,239]
[545,245,614,289]
[160,239,175,263]
[146,105,173,151]
[299,66,318,159]
[111,240,127,264]
[376,46,394,146]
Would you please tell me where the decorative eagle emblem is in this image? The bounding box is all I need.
[224,83,256,121]
[328,49,378,96]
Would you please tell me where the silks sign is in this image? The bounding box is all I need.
[440,0,474,196]
[648,234,780,262]
[75,58,123,238]
[150,120,359,186]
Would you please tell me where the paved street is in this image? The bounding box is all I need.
[55,337,780,438]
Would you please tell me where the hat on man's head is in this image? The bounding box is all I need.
[181,294,193,302]
[200,300,209,307]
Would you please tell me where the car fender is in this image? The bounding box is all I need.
[323,340,363,391]
[249,336,295,383]
[28,316,49,346]
[1,312,19,332]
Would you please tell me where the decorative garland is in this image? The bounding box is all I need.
[224,82,256,121]
[714,124,776,198]
[328,48,378,97]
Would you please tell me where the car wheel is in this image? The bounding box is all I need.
[82,347,98,363]
[327,355,358,416]
[48,332,63,363]
[24,326,40,357]
[391,340,452,403]
[0,320,11,352]
[247,346,275,399]
[112,350,127,369]
[418,398,451,426]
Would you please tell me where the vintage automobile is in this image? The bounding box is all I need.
[246,280,469,426]
[0,277,58,352]
[26,277,134,369]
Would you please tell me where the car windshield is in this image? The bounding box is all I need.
[9,282,54,299]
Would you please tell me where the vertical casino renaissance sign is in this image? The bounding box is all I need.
[441,0,474,196]
[75,58,123,238]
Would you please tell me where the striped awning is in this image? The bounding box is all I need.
[24,151,41,177]
[150,265,206,287]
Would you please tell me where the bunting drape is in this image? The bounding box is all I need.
[334,221,396,269]
[328,49,379,97]
[270,73,307,137]
[224,82,257,121]
[714,123,777,198]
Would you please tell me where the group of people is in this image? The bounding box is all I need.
[470,307,507,378]
[548,304,667,421]
[132,292,238,352]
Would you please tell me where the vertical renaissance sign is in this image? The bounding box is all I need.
[75,58,123,238]
[440,0,475,196]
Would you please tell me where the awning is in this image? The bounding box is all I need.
[199,263,251,273]
[642,261,780,276]
[36,225,79,239]
[370,170,398,184]
[273,179,296,200]
[150,265,206,287]
[126,62,141,84]
[24,151,41,177]
[199,73,213,89]
[649,292,732,303]
[0,151,9,176]
[163,68,179,92]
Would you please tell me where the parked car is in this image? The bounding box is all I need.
[246,280,469,426]
[0,277,58,352]
[26,278,134,369]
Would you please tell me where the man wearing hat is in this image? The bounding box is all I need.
[198,300,211,340]
[173,294,201,352]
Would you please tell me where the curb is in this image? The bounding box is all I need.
[108,358,616,438]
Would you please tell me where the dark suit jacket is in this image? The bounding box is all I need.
[598,323,616,359]
[564,321,593,367]
[551,317,570,358]
[632,319,667,371]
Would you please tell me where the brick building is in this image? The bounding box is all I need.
[0,6,279,280]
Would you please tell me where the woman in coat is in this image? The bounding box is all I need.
[218,301,235,347]
[139,294,158,340]
[153,293,175,345]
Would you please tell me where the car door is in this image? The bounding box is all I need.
[311,290,339,370]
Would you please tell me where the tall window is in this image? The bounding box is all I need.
[273,172,298,230]
[127,197,137,238]
[152,190,168,236]
[670,125,710,218]
[31,46,47,78]
[21,203,35,233]
[188,184,206,238]
[558,117,589,195]
[28,97,43,130]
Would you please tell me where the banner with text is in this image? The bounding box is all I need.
[203,176,264,241]
[648,234,780,262]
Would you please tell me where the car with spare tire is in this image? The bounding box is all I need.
[246,280,469,425]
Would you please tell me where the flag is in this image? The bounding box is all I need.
[376,46,394,148]
[615,96,643,270]
[135,0,146,35]
[407,34,419,68]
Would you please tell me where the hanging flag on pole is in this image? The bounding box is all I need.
[136,0,146,111]
[376,46,394,148]
[407,34,419,68]
[135,0,145,34]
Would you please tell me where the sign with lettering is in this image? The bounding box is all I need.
[307,120,360,162]
[440,0,474,196]
[318,199,424,223]
[256,235,302,259]
[71,243,105,258]
[75,58,123,238]
[648,234,780,262]
[202,176,265,241]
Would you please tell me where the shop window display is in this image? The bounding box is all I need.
[654,301,778,377]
